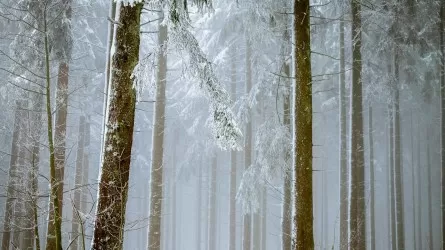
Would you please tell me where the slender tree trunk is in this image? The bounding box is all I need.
[197,163,202,250]
[386,116,392,250]
[30,93,43,250]
[440,1,445,249]
[147,18,168,250]
[70,116,86,250]
[81,119,90,215]
[369,105,375,250]
[261,186,267,250]
[91,3,142,249]
[1,102,23,250]
[14,112,28,249]
[47,0,73,246]
[171,133,177,250]
[417,124,423,250]
[338,17,348,250]
[393,50,405,250]
[208,156,217,250]
[410,110,417,250]
[389,105,396,250]
[243,39,252,250]
[253,212,260,249]
[282,38,292,250]
[171,135,179,250]
[427,129,434,250]
[229,47,237,250]
[43,7,63,248]
[294,0,314,248]
[349,0,366,248]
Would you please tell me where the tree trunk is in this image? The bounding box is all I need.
[369,106,375,250]
[294,0,314,248]
[91,3,142,249]
[410,110,417,250]
[208,156,217,250]
[197,162,202,250]
[70,116,86,250]
[81,118,90,215]
[47,0,73,246]
[243,39,252,250]
[146,18,168,250]
[1,102,23,250]
[349,0,365,248]
[440,1,445,249]
[261,186,267,250]
[427,129,433,250]
[339,16,348,250]
[417,124,423,250]
[171,133,177,250]
[393,50,405,250]
[30,93,43,250]
[253,212,260,249]
[229,47,237,250]
[282,34,292,250]
[389,106,396,250]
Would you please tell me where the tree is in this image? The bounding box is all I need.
[70,116,86,250]
[1,101,24,250]
[229,46,237,250]
[338,13,348,250]
[147,16,168,250]
[294,0,314,248]
[208,156,217,250]
[91,2,143,249]
[368,105,375,250]
[243,39,252,250]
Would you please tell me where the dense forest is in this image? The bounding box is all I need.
[0,0,443,249]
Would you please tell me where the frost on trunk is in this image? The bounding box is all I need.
[147,19,168,250]
[91,3,142,249]
[349,0,365,248]
[70,116,86,250]
[294,0,314,248]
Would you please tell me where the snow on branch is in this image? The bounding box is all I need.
[168,18,242,150]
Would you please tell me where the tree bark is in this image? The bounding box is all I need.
[47,0,73,246]
[369,106,375,250]
[282,31,292,250]
[91,3,142,249]
[243,39,252,250]
[393,50,405,250]
[410,110,417,250]
[171,132,177,250]
[1,102,23,250]
[261,186,267,250]
[338,15,348,250]
[197,162,202,250]
[146,18,168,250]
[389,105,396,250]
[417,123,422,250]
[440,1,445,249]
[294,0,314,248]
[349,0,366,249]
[427,129,433,250]
[70,116,86,250]
[229,46,237,250]
[208,156,217,250]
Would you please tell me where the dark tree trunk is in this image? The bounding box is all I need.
[91,3,142,249]
[294,0,314,248]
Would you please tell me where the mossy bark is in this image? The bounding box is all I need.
[91,3,142,249]
[293,0,314,249]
